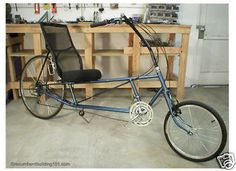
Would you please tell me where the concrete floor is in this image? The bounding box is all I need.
[6,87,229,168]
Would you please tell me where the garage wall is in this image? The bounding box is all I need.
[10,3,201,86]
[178,4,200,86]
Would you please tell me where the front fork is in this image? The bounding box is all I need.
[156,67,193,135]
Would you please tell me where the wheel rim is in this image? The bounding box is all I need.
[20,56,64,118]
[166,104,223,160]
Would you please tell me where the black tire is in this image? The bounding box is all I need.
[20,55,64,119]
[164,100,227,162]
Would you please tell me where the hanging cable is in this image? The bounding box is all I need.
[138,23,178,101]
[135,23,160,64]
[139,23,169,78]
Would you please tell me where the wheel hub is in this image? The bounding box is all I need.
[35,81,44,96]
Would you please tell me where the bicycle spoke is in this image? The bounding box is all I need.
[45,101,53,115]
[31,62,41,78]
[197,135,218,145]
[26,68,37,83]
[188,107,194,127]
[196,132,219,141]
[197,136,209,152]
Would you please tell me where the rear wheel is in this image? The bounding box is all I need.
[20,55,65,119]
[164,101,227,162]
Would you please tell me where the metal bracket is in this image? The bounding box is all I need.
[196,25,206,39]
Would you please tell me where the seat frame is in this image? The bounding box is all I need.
[40,22,102,83]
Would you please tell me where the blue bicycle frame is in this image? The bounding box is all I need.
[44,66,191,134]
[45,68,168,113]
[40,14,192,134]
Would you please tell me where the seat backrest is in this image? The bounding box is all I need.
[40,22,83,77]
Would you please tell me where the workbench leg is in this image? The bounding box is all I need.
[167,56,174,80]
[166,33,176,81]
[33,33,42,55]
[132,34,141,97]
[177,34,189,100]
[32,34,43,80]
[19,34,26,70]
[92,35,95,69]
[7,46,18,100]
[85,33,94,98]
[128,33,134,77]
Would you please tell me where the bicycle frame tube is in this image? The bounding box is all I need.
[36,52,50,84]
[155,67,192,134]
[44,73,162,113]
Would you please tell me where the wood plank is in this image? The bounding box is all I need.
[11,49,125,57]
[84,33,94,97]
[128,33,134,77]
[6,24,42,33]
[132,34,141,96]
[10,80,178,89]
[166,55,174,79]
[11,49,47,57]
[84,24,191,34]
[177,34,190,100]
[124,47,181,55]
[20,34,25,70]
[6,45,18,99]
[93,49,124,56]
[32,34,42,55]
[139,80,177,88]
[6,24,191,34]
[75,82,131,89]
[166,33,176,80]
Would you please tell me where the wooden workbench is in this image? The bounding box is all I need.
[6,23,191,100]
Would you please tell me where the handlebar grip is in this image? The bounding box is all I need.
[90,20,109,28]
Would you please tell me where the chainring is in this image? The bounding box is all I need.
[129,101,153,126]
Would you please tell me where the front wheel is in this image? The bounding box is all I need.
[164,101,227,162]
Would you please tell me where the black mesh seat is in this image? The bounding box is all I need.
[62,69,102,83]
[40,22,102,83]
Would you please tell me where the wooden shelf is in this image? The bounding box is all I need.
[10,49,125,57]
[94,49,125,56]
[124,47,181,55]
[8,79,178,90]
[10,49,47,57]
[6,23,191,34]
[10,47,179,58]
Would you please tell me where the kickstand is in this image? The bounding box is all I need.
[77,109,90,123]
[80,115,90,123]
